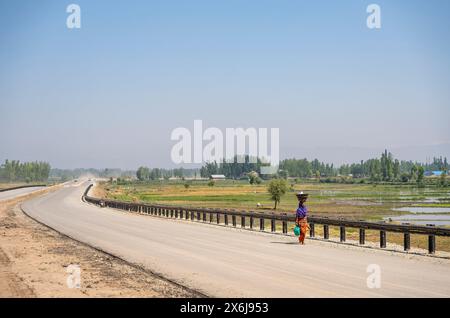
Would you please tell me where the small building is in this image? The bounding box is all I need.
[210,174,226,180]
[425,171,447,177]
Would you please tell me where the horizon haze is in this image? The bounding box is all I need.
[1,0,449,169]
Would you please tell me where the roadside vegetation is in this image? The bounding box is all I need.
[0,159,51,188]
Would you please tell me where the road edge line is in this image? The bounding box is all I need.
[20,203,209,298]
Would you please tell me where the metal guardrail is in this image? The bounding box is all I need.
[83,184,450,254]
[0,184,47,192]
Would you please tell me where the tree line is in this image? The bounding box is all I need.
[0,159,51,183]
[280,151,448,182]
[133,151,448,184]
[194,151,448,183]
[199,155,267,179]
[136,167,199,181]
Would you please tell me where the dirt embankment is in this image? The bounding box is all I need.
[0,188,198,297]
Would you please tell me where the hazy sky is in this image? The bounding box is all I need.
[1,0,449,169]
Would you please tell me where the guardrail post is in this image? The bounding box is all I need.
[340,226,346,242]
[282,221,288,234]
[196,211,200,221]
[359,228,365,245]
[232,215,236,227]
[380,230,386,248]
[271,219,276,232]
[216,212,220,224]
[428,235,436,254]
[404,232,410,251]
[224,214,228,225]
[260,218,265,231]
[427,224,436,254]
[310,223,315,238]
[171,209,174,218]
[191,210,195,221]
[209,211,213,223]
[324,225,329,239]
[250,216,254,229]
[241,216,245,228]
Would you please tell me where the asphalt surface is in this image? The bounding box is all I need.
[0,186,45,201]
[21,181,450,297]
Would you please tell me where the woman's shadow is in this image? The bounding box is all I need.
[270,241,299,245]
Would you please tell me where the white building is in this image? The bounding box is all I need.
[210,174,226,180]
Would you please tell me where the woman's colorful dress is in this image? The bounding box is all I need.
[296,206,310,244]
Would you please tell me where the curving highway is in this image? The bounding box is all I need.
[21,180,450,297]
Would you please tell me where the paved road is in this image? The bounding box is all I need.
[0,186,45,201]
[22,181,450,297]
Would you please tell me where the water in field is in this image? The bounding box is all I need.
[387,206,450,226]
[386,214,450,226]
[392,207,450,214]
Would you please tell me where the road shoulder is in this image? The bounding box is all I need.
[0,189,199,297]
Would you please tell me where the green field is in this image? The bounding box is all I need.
[98,179,449,220]
[95,179,450,253]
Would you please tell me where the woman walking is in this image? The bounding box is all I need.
[295,192,310,245]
